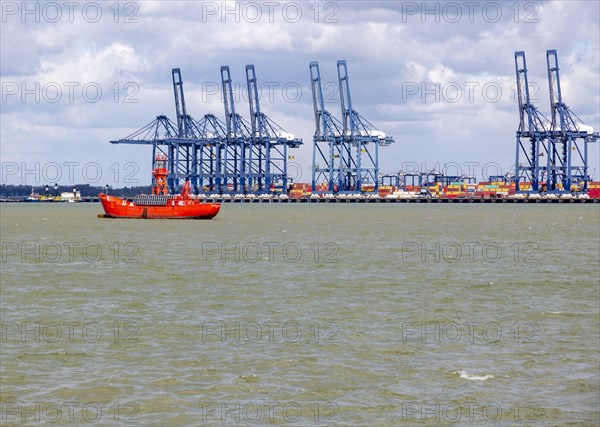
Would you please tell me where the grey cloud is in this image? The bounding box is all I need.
[1,0,598,184]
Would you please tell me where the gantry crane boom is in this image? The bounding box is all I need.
[246,64,265,189]
[172,68,189,138]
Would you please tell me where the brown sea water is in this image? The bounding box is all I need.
[1,203,599,426]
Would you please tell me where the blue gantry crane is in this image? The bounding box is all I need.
[514,50,598,193]
[111,68,207,194]
[220,65,251,192]
[514,51,551,192]
[194,113,227,192]
[245,64,302,193]
[545,49,598,192]
[167,68,201,192]
[337,60,393,192]
[110,66,302,194]
[310,60,393,193]
[310,61,344,192]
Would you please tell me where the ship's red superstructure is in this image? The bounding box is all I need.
[151,154,169,195]
[99,155,220,219]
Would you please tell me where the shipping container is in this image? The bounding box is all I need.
[588,189,600,198]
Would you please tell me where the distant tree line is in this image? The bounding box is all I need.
[0,184,152,198]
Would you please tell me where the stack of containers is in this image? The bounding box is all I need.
[588,182,600,198]
[289,183,312,198]
[508,181,532,194]
[570,183,583,192]
[304,186,312,196]
[288,189,304,198]
[477,182,489,193]
[443,182,466,198]
[405,185,421,192]
[475,181,487,197]
[378,185,396,197]
[493,181,511,196]
[476,181,510,197]
[316,183,328,192]
[516,181,532,192]
[427,182,442,198]
[466,184,477,196]
[361,184,376,193]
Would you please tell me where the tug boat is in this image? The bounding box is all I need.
[98,154,220,219]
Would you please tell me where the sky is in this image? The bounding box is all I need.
[1,0,599,186]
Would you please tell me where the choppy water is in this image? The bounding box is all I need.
[1,203,599,426]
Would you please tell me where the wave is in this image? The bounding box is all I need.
[452,370,494,381]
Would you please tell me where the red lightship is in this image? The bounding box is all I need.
[99,155,220,219]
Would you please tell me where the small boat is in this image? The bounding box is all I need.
[25,187,41,202]
[61,190,81,203]
[98,155,220,219]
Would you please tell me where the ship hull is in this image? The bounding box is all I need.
[99,194,220,219]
